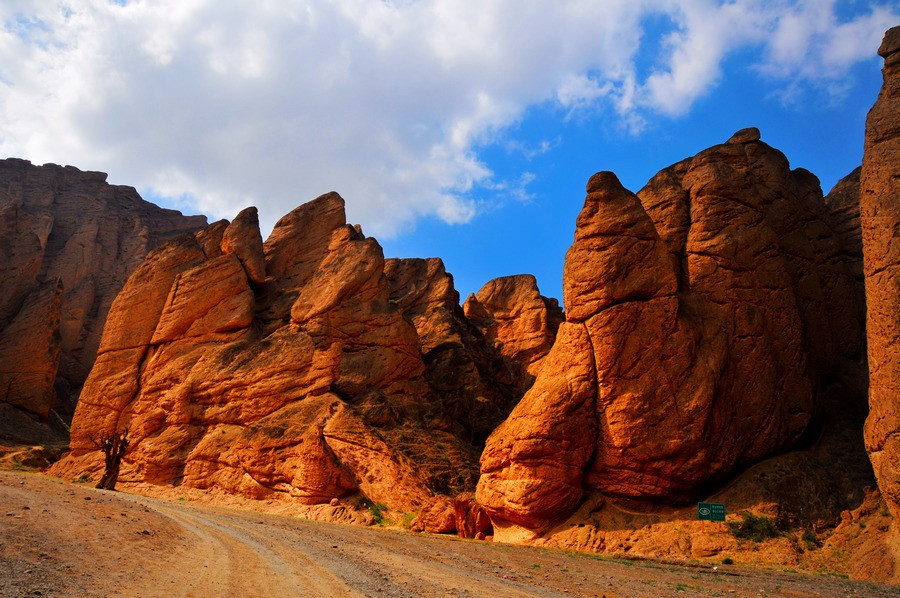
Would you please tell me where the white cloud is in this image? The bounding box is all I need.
[0,1,895,237]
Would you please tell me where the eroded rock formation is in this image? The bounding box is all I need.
[862,26,900,519]
[384,258,517,446]
[463,274,563,391]
[0,159,205,442]
[477,129,864,533]
[52,194,557,512]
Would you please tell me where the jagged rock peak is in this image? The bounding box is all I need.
[477,129,863,536]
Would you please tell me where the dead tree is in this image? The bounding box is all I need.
[94,428,129,491]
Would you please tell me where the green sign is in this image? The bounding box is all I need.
[698,502,726,521]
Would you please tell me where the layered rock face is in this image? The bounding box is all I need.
[463,274,563,391]
[826,167,864,281]
[861,26,900,518]
[0,159,205,442]
[384,258,519,446]
[477,130,863,531]
[53,194,556,511]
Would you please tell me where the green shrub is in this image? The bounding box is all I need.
[722,557,734,565]
[74,473,91,484]
[367,501,389,525]
[400,511,417,529]
[801,530,819,550]
[727,512,779,542]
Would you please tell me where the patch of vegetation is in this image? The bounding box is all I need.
[366,501,389,525]
[400,511,417,529]
[727,512,779,542]
[801,530,820,550]
[529,563,541,569]
[74,473,91,484]
[722,557,734,565]
[9,460,38,472]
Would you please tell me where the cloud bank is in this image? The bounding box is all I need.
[0,0,895,236]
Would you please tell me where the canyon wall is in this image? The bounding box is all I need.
[477,129,864,534]
[861,26,900,519]
[0,159,206,443]
[50,195,556,512]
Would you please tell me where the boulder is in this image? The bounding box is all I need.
[861,26,900,518]
[453,493,493,539]
[410,495,457,533]
[477,131,863,532]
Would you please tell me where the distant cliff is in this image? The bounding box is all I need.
[0,159,206,443]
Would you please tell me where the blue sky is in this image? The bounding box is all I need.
[384,51,885,301]
[1,1,895,301]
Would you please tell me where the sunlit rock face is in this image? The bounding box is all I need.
[0,159,205,443]
[861,26,900,519]
[52,193,562,510]
[477,129,864,532]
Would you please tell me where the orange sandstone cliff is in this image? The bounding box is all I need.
[50,195,557,513]
[476,129,864,535]
[0,159,205,444]
[862,25,900,519]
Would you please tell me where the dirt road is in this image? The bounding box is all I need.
[1,471,897,597]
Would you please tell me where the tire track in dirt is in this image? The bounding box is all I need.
[119,494,361,597]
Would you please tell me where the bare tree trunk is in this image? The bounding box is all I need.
[95,429,129,491]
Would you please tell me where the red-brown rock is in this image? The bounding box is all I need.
[52,193,492,513]
[0,280,63,419]
[453,493,493,539]
[410,495,457,533]
[463,274,563,389]
[0,159,205,439]
[862,26,900,518]
[384,258,522,447]
[478,131,863,532]
[826,167,864,281]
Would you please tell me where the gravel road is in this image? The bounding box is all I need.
[2,471,898,597]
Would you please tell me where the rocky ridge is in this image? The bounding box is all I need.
[50,195,555,516]
[0,159,206,444]
[476,128,865,536]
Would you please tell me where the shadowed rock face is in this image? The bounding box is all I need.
[477,130,863,532]
[463,274,564,393]
[52,195,559,510]
[384,258,521,446]
[0,159,206,441]
[826,167,864,282]
[862,26,900,519]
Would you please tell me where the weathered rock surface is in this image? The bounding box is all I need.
[410,492,493,539]
[826,167,864,281]
[478,130,864,532]
[53,195,527,512]
[463,274,563,390]
[0,159,206,438]
[0,280,63,419]
[385,258,524,445]
[862,26,900,519]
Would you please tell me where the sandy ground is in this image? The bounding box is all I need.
[2,471,898,598]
